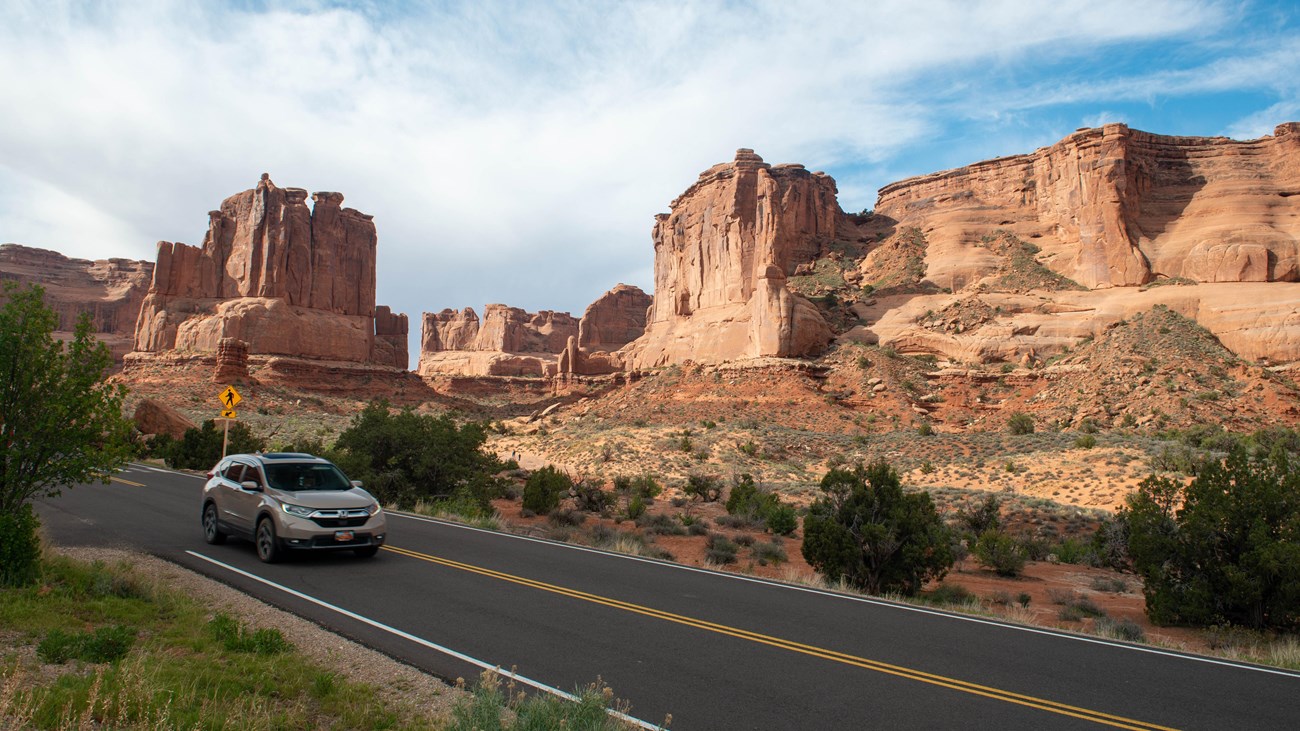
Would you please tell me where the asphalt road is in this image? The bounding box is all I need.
[34,464,1300,730]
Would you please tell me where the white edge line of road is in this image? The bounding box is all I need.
[184,550,664,731]
[127,462,206,478]
[389,511,1300,680]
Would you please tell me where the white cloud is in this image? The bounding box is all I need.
[0,0,1279,362]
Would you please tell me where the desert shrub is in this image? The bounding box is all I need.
[614,473,662,500]
[1096,617,1146,642]
[1007,412,1035,435]
[1089,517,1129,570]
[548,508,585,527]
[973,530,1027,577]
[1091,576,1129,593]
[926,583,974,606]
[802,460,953,596]
[684,473,723,502]
[1018,592,1032,608]
[624,493,646,520]
[766,504,798,536]
[705,534,739,565]
[1120,447,1300,629]
[638,513,685,536]
[955,495,1000,537]
[1050,537,1093,566]
[1074,434,1097,450]
[752,540,788,566]
[570,478,613,513]
[726,473,797,535]
[522,466,572,516]
[916,422,934,437]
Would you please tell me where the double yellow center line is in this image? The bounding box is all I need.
[383,545,1175,730]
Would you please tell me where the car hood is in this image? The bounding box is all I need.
[273,488,378,510]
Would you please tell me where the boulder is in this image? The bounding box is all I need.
[132,398,196,439]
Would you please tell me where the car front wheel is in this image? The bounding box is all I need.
[202,503,227,545]
[256,518,282,563]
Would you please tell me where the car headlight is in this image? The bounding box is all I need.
[366,503,382,516]
[281,502,314,518]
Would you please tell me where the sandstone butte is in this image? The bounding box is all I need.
[126,174,409,373]
[0,243,153,364]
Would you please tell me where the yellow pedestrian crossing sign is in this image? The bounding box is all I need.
[218,385,242,410]
[220,409,237,419]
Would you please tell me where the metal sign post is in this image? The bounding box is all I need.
[217,386,242,459]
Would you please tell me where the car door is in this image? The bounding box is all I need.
[223,461,263,534]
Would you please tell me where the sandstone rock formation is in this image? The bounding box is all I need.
[623,150,838,368]
[848,123,1300,366]
[131,398,196,439]
[874,123,1300,292]
[418,304,579,377]
[556,284,653,376]
[130,175,407,368]
[577,284,652,352]
[0,244,153,363]
[213,337,250,383]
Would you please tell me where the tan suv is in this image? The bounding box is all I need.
[201,453,387,562]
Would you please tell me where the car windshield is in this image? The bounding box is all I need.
[264,463,353,492]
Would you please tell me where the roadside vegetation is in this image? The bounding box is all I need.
[0,553,649,730]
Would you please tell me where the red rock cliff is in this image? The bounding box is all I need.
[0,243,153,363]
[875,123,1300,290]
[131,174,406,367]
[623,150,837,368]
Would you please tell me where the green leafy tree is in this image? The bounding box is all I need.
[1121,447,1300,629]
[165,420,265,470]
[801,460,953,595]
[0,283,133,585]
[333,400,504,508]
[956,495,1001,536]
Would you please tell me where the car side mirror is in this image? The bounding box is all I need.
[240,480,262,492]
[351,480,364,489]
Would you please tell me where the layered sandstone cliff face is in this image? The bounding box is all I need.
[130,174,407,368]
[874,123,1300,291]
[417,304,579,377]
[849,123,1300,365]
[0,244,153,363]
[622,150,837,368]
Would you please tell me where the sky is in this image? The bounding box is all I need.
[2,0,1298,365]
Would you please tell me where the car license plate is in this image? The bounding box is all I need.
[335,530,354,542]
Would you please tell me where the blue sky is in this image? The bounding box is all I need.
[1,1,1297,363]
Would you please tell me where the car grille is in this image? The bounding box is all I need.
[305,507,372,528]
[311,516,368,528]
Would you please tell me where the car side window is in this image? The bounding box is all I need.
[243,465,263,487]
[223,464,245,482]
